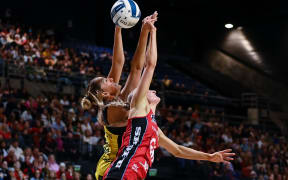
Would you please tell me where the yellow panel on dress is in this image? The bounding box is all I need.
[95,126,120,180]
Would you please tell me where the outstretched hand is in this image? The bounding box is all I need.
[142,11,158,32]
[209,149,235,164]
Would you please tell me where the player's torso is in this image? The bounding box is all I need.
[103,126,127,161]
[95,125,126,180]
[106,106,129,127]
[121,109,159,166]
[103,110,159,180]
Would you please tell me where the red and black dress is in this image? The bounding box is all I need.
[104,109,159,180]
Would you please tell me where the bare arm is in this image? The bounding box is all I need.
[120,22,149,100]
[121,12,158,101]
[158,128,235,163]
[144,27,153,68]
[107,26,125,83]
[131,26,157,109]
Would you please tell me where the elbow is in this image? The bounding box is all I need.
[130,61,142,71]
[115,60,125,66]
[172,146,182,158]
[146,60,157,69]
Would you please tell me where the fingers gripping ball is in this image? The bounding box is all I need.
[110,0,141,28]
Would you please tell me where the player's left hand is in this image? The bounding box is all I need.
[209,149,235,164]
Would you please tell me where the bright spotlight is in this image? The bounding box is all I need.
[225,24,234,29]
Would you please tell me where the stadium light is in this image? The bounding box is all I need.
[225,24,234,29]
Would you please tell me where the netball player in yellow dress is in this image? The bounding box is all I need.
[81,12,158,180]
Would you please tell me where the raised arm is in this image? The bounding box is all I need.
[107,26,125,83]
[130,23,157,109]
[121,12,158,101]
[158,128,235,163]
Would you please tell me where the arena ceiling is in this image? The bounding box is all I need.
[140,0,288,84]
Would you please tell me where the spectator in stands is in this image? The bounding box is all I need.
[13,160,24,180]
[55,130,65,161]
[90,108,97,123]
[8,167,16,180]
[74,171,81,180]
[30,169,43,180]
[47,154,59,173]
[40,108,50,127]
[51,116,66,132]
[92,129,102,145]
[0,140,8,158]
[193,117,203,134]
[63,132,78,161]
[223,162,238,179]
[20,109,33,122]
[21,129,33,148]
[21,156,33,177]
[0,106,7,122]
[37,155,46,170]
[8,140,23,161]
[0,122,11,140]
[65,164,74,180]
[49,110,58,125]
[31,130,42,149]
[0,160,9,179]
[86,173,93,180]
[191,108,199,121]
[41,132,56,155]
[56,162,66,179]
[46,170,56,179]
[67,109,76,124]
[81,116,92,134]
[60,95,70,107]
[50,96,63,114]
[23,147,33,163]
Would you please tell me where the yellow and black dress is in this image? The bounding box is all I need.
[95,125,126,180]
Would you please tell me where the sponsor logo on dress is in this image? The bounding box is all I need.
[132,163,139,173]
[139,160,149,172]
[115,127,142,168]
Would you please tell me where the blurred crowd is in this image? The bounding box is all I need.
[158,104,288,180]
[0,83,286,180]
[0,86,104,179]
[0,17,114,80]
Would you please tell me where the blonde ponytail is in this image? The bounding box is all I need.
[81,96,92,110]
[104,97,129,110]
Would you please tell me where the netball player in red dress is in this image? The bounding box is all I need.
[104,16,235,180]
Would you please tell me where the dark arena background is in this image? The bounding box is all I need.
[1,0,288,179]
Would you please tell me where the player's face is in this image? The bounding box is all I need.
[101,77,121,96]
[147,90,160,105]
